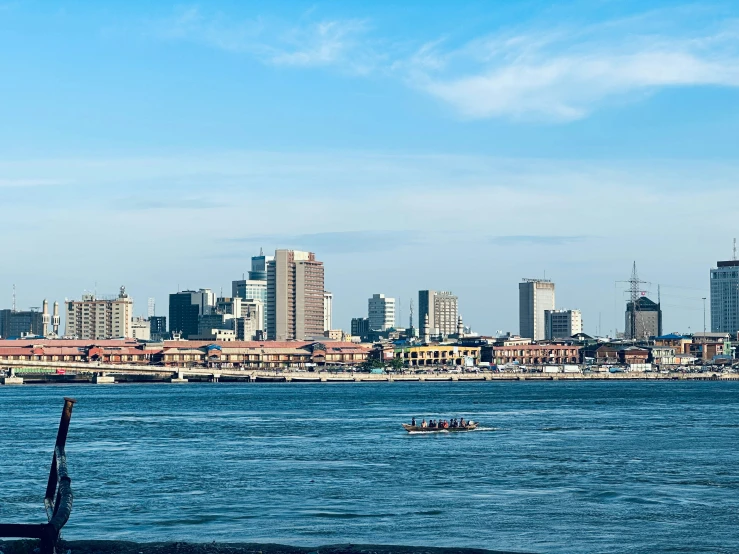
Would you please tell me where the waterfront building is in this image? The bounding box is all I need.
[65,287,133,339]
[418,290,458,338]
[169,289,215,339]
[324,291,333,332]
[368,293,396,331]
[351,317,370,340]
[267,250,325,341]
[0,307,45,339]
[519,279,555,340]
[624,296,662,340]
[393,344,481,367]
[130,317,151,341]
[482,343,580,366]
[710,259,739,335]
[544,309,583,339]
[149,316,167,341]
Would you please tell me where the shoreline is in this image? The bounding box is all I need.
[2,370,739,385]
[1,540,530,554]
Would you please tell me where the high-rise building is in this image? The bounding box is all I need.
[625,297,662,340]
[131,317,151,341]
[351,317,370,339]
[248,249,274,281]
[545,309,583,339]
[267,249,325,341]
[519,279,555,341]
[65,286,134,339]
[149,316,167,341]
[418,290,458,337]
[368,293,396,331]
[324,291,333,331]
[233,251,271,330]
[710,259,739,335]
[0,308,45,338]
[169,289,215,339]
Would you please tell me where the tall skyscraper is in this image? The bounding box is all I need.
[267,250,325,341]
[418,290,458,337]
[168,289,215,339]
[65,286,134,339]
[368,293,396,331]
[711,259,739,335]
[519,279,555,340]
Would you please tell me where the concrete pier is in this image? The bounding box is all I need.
[93,372,115,384]
[2,369,23,385]
[170,370,188,384]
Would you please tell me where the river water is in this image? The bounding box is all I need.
[1,381,737,553]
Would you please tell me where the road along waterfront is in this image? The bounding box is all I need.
[1,381,738,553]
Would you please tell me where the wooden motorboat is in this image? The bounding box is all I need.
[402,422,478,433]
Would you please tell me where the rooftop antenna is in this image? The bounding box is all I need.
[260,247,264,256]
[409,298,414,329]
[12,284,15,312]
[733,238,737,261]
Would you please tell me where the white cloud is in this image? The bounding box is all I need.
[408,20,739,121]
[151,6,375,74]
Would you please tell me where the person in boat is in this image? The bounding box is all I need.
[421,419,427,428]
[411,417,416,427]
[443,420,449,429]
[459,417,465,427]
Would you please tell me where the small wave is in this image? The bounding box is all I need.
[308,511,397,519]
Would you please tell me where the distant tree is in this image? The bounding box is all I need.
[361,357,385,371]
[389,356,404,371]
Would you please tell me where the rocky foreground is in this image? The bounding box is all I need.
[1,541,529,554]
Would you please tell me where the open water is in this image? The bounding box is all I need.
[1,381,738,554]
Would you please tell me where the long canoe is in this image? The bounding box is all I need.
[402,423,478,433]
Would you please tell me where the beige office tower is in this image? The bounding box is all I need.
[65,286,134,339]
[418,290,458,338]
[519,279,555,340]
[267,250,325,340]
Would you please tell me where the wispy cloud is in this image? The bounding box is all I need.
[147,5,739,121]
[0,178,71,188]
[150,6,375,73]
[489,235,589,246]
[406,15,739,121]
[228,230,419,254]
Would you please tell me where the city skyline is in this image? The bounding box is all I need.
[0,249,731,338]
[2,1,739,334]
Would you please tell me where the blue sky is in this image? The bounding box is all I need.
[2,0,739,335]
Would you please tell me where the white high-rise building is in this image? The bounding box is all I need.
[711,259,739,335]
[323,291,333,332]
[65,286,134,339]
[544,309,582,339]
[368,293,396,331]
[519,279,555,341]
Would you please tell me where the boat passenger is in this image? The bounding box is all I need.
[421,419,427,428]
[411,417,416,427]
[459,417,465,427]
[443,420,449,429]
